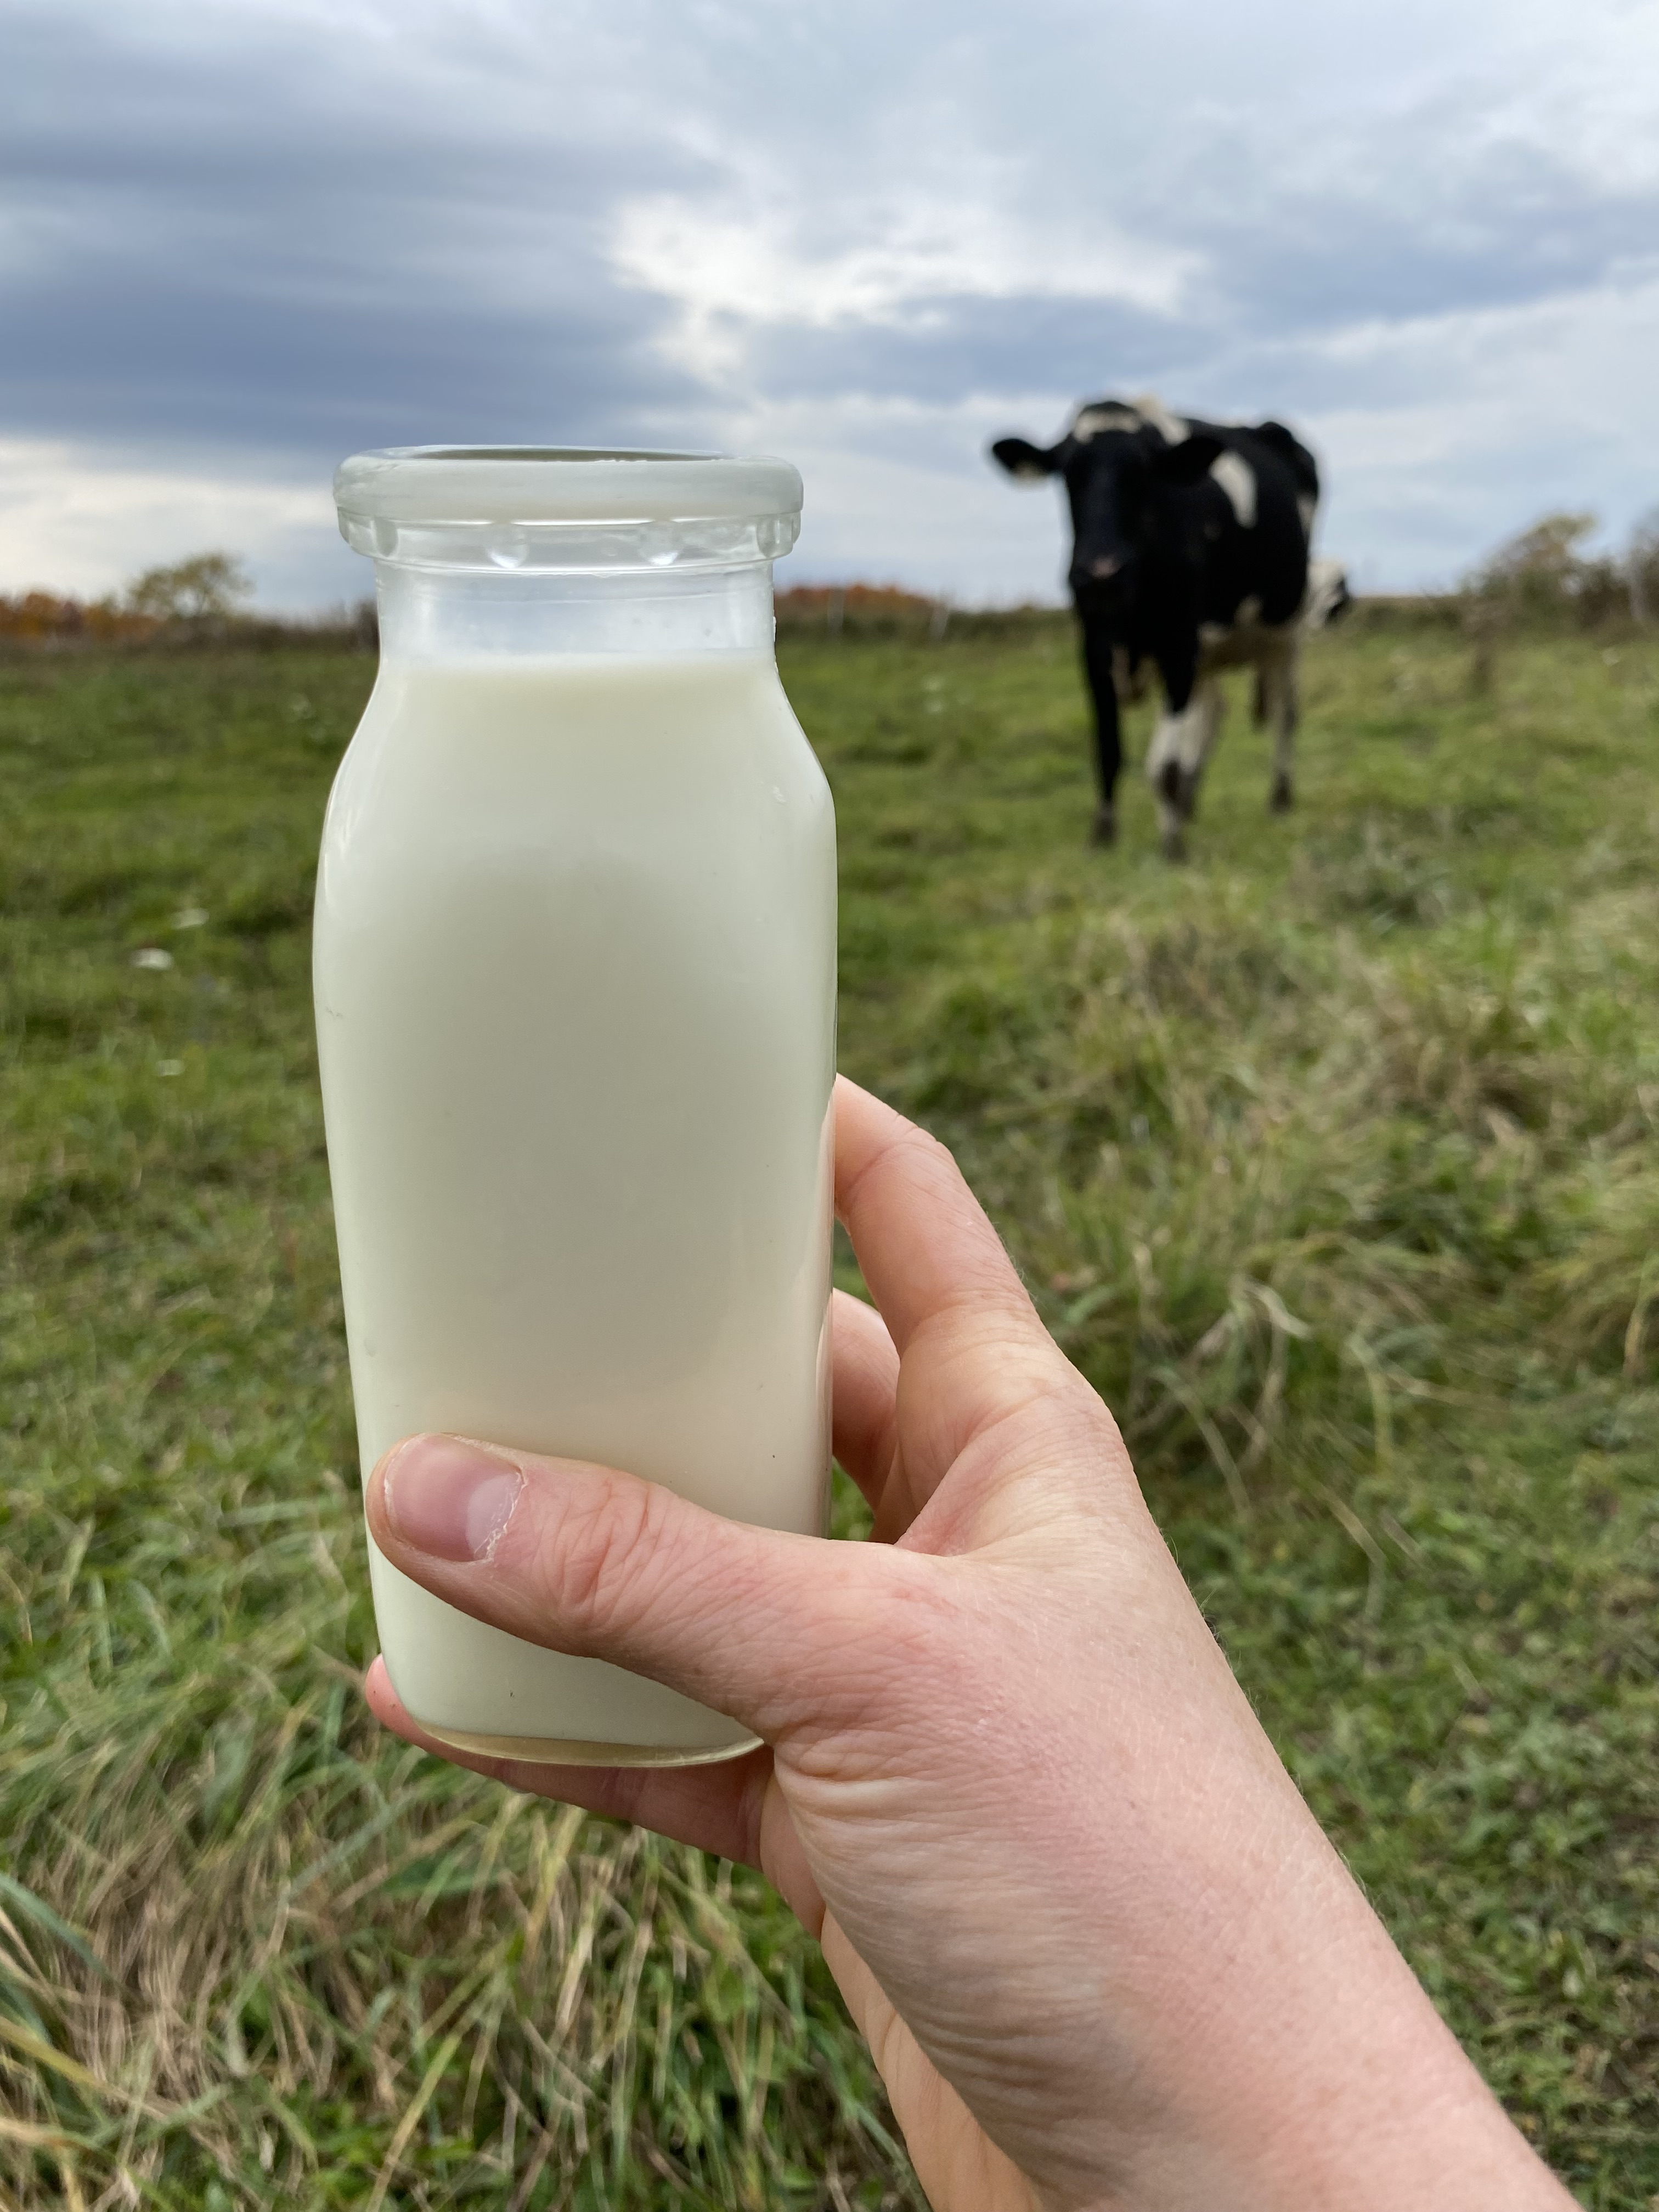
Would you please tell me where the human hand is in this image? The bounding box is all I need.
[364,1076,1572,2211]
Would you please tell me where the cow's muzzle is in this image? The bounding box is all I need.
[1069,550,1133,601]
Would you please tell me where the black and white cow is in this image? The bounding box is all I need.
[990,394,1343,857]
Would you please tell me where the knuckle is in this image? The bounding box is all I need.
[531,1470,665,1647]
[911,1122,967,1188]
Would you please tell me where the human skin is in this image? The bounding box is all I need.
[363,1076,1575,2211]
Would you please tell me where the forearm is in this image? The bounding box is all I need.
[1221,1921,1567,2208]
[1099,1808,1573,2212]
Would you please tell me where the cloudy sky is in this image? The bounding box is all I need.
[5,0,1658,608]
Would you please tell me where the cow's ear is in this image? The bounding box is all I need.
[990,437,1062,479]
[1148,432,1225,488]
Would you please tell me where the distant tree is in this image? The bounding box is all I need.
[1463,512,1627,629]
[125,551,253,623]
[1468,511,1593,595]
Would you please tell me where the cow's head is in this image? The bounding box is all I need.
[991,400,1223,617]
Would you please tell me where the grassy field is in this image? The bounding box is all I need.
[1,617,1657,2208]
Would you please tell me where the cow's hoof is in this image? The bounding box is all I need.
[1160,822,1187,862]
[1089,805,1116,848]
[1269,775,1294,814]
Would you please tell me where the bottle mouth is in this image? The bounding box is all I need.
[390,447,716,464]
[334,446,803,573]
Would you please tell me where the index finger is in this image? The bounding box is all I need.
[832,1076,1045,1359]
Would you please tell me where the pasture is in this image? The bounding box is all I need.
[2,618,1658,2208]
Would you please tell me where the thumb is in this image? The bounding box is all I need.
[365,1434,892,1742]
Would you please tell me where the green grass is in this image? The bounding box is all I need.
[2,623,1657,2207]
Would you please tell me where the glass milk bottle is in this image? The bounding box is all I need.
[315,448,836,1765]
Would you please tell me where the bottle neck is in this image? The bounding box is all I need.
[374,561,777,662]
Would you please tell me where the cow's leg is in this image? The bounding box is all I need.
[1259,636,1299,811]
[1080,623,1123,845]
[1112,645,1149,704]
[1186,678,1224,816]
[1145,643,1205,859]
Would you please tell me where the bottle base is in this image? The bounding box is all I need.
[420,1721,763,1769]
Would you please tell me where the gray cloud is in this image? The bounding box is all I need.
[2,2,714,462]
[2,266,695,459]
[741,300,1207,414]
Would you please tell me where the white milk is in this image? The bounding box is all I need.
[313,651,836,1762]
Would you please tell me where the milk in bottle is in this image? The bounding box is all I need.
[315,449,835,1763]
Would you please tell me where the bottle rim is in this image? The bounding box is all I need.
[334,447,803,528]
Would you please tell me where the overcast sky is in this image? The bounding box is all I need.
[5,0,1658,608]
